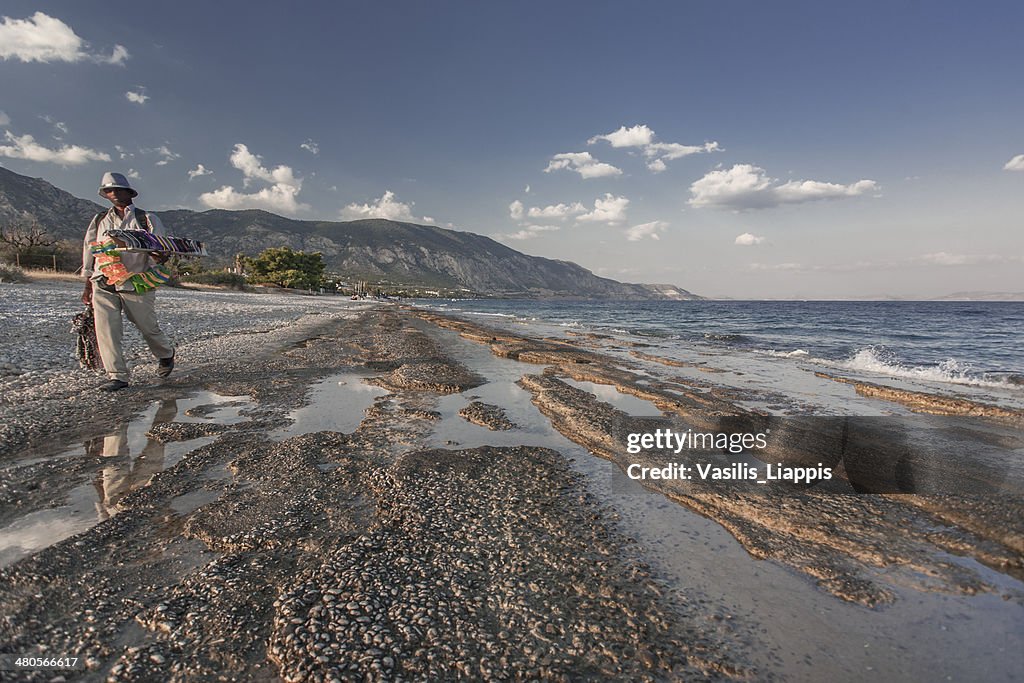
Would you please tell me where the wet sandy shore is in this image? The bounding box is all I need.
[1,304,1022,681]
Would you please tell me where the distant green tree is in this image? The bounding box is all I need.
[245,247,324,289]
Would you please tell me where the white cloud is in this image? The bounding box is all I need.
[1004,154,1024,172]
[149,145,180,166]
[0,111,9,126]
[578,194,630,224]
[187,164,212,180]
[300,139,319,155]
[748,262,807,272]
[774,178,877,202]
[690,165,772,208]
[497,224,561,241]
[588,124,720,172]
[126,168,140,179]
[0,131,109,165]
[125,89,148,105]
[524,184,531,194]
[511,200,594,223]
[689,164,877,210]
[227,144,297,186]
[527,202,586,220]
[914,252,1023,266]
[421,216,436,224]
[544,152,622,179]
[106,45,129,65]
[38,114,68,138]
[626,220,668,241]
[199,143,307,214]
[645,141,720,160]
[588,124,655,148]
[643,141,720,172]
[509,200,524,221]
[646,158,667,173]
[200,184,306,214]
[228,145,266,183]
[0,12,128,64]
[340,190,420,222]
[115,145,132,160]
[735,232,766,246]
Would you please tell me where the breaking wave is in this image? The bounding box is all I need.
[825,346,1016,389]
[462,311,517,318]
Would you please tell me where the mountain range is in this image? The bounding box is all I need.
[0,166,699,300]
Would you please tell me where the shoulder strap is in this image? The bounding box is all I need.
[134,208,151,232]
[91,208,153,232]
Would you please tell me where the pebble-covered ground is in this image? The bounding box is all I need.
[1,281,1021,681]
[0,280,370,377]
[0,280,373,457]
[0,291,752,681]
[416,311,1024,606]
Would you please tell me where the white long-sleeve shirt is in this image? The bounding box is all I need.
[82,205,166,291]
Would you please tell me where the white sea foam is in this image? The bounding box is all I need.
[463,311,517,318]
[822,347,1015,389]
[758,349,810,358]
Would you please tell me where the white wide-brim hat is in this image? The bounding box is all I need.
[98,171,138,198]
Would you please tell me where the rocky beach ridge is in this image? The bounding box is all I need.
[0,281,1022,681]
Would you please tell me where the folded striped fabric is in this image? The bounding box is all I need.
[90,239,174,293]
[106,229,207,255]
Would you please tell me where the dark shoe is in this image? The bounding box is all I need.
[157,351,175,378]
[100,379,130,392]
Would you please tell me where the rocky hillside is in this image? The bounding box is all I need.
[0,166,105,232]
[0,167,700,299]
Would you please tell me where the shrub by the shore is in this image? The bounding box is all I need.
[0,262,30,283]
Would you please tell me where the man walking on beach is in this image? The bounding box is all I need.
[82,172,175,391]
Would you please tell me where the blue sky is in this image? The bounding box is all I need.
[1,1,1022,298]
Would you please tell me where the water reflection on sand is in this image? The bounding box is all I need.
[0,392,250,567]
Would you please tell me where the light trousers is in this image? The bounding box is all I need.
[91,286,174,382]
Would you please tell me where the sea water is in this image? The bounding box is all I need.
[415,299,1024,392]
